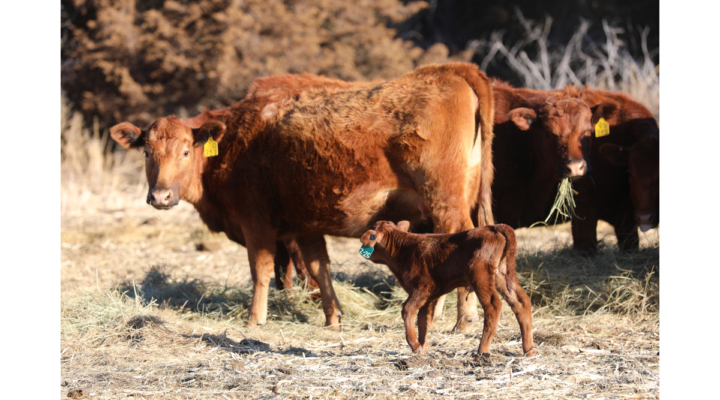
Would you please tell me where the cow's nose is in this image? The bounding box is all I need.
[150,188,172,206]
[637,213,655,232]
[637,213,653,224]
[565,160,587,177]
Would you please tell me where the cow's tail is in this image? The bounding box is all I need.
[442,63,496,227]
[493,224,517,294]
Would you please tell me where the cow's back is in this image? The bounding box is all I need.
[246,64,492,237]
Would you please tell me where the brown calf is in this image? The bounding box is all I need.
[359,221,535,357]
[110,62,495,329]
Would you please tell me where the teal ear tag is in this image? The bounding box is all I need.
[359,245,374,259]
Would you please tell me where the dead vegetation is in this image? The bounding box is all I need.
[61,175,659,398]
[473,9,659,117]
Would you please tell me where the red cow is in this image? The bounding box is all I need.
[110,63,495,329]
[253,74,615,323]
[359,221,535,357]
[489,79,619,230]
[557,87,659,251]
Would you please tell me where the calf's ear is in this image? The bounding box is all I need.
[193,120,227,146]
[397,221,410,232]
[591,101,619,124]
[110,122,145,149]
[508,108,537,131]
[599,143,629,166]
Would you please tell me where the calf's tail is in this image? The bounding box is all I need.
[493,224,517,293]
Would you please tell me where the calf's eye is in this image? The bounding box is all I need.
[184,150,189,157]
[143,150,149,158]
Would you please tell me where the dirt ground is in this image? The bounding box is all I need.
[61,186,659,399]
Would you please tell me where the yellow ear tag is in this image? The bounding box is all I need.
[595,117,610,138]
[204,137,218,157]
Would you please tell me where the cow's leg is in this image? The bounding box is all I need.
[285,238,320,295]
[472,271,502,355]
[242,226,277,327]
[273,241,293,291]
[572,203,599,252]
[494,270,536,357]
[612,214,639,252]
[402,290,428,353]
[417,298,438,354]
[294,234,343,328]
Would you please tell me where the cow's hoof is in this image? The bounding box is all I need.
[524,347,538,357]
[453,314,479,332]
[244,320,265,328]
[324,312,342,329]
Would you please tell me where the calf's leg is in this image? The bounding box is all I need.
[294,234,343,328]
[417,298,438,354]
[494,267,536,357]
[472,271,502,355]
[402,290,429,353]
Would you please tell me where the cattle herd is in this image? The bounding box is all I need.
[110,62,659,359]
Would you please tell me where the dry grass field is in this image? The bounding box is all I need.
[60,115,659,398]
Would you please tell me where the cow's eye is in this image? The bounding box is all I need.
[143,150,149,158]
[183,150,189,157]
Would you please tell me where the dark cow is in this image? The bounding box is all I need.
[359,221,535,357]
[489,79,619,230]
[557,86,659,251]
[110,62,495,329]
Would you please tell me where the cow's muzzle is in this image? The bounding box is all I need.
[637,213,657,232]
[565,159,588,178]
[147,187,179,209]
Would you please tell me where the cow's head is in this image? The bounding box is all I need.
[110,116,226,209]
[599,135,659,232]
[508,98,618,179]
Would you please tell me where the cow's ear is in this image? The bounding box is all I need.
[397,221,410,232]
[192,120,227,146]
[599,143,629,166]
[110,122,145,149]
[508,108,537,131]
[591,101,619,125]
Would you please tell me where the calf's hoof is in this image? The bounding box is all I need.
[453,314,479,332]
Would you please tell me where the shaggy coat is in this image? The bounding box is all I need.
[110,63,495,329]
[359,221,535,357]
[556,86,659,250]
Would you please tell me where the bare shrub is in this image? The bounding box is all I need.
[62,0,468,129]
[471,9,658,116]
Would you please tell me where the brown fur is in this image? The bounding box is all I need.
[109,63,495,329]
[555,86,659,250]
[360,221,535,357]
[486,79,619,230]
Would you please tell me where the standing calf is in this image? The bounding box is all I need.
[359,221,536,357]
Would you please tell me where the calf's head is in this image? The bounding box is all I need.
[359,220,411,258]
[508,98,618,179]
[110,117,226,209]
[599,135,659,232]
